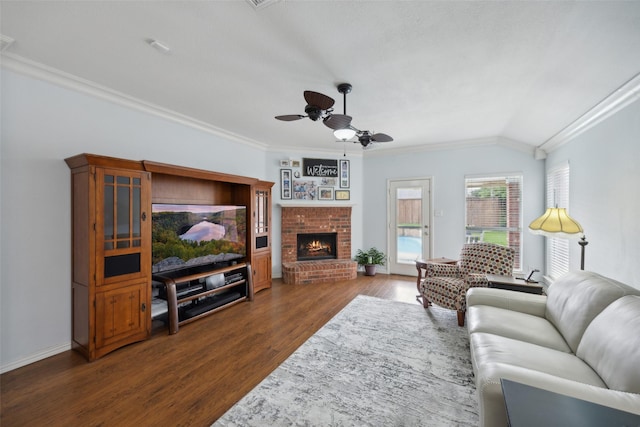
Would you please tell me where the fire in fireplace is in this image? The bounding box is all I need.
[297,232,337,261]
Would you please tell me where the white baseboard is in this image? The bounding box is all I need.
[1,343,71,374]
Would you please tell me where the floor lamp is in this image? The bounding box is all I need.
[528,207,588,270]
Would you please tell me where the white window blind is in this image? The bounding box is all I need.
[465,175,522,270]
[546,162,570,279]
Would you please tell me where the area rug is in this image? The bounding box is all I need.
[213,295,478,426]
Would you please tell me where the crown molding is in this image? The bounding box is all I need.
[278,202,355,208]
[267,143,364,158]
[363,136,535,158]
[0,52,269,151]
[539,72,640,153]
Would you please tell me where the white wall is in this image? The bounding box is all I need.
[0,70,267,372]
[362,143,547,273]
[545,99,640,286]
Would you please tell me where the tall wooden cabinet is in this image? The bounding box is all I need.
[66,155,152,361]
[66,154,273,360]
[251,181,273,293]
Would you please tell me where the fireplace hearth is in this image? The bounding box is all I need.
[297,232,337,261]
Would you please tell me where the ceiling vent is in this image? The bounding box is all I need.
[245,0,281,10]
[0,34,15,52]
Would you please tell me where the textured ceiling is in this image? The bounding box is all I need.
[2,1,640,155]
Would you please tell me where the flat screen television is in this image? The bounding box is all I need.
[151,204,247,276]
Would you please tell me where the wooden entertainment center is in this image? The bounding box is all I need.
[66,154,273,361]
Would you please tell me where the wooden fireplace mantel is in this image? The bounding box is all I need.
[278,203,355,208]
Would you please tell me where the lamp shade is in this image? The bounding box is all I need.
[334,128,356,141]
[528,207,583,239]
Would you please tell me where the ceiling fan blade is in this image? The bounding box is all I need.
[304,91,335,110]
[275,114,306,121]
[371,133,393,142]
[323,114,352,130]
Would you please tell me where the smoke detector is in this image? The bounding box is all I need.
[1,34,15,52]
[146,38,171,54]
[245,0,281,10]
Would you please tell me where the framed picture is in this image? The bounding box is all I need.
[280,159,291,167]
[335,190,350,200]
[303,158,338,178]
[321,177,337,186]
[340,159,350,188]
[293,180,317,200]
[280,169,292,199]
[291,160,301,168]
[319,186,334,200]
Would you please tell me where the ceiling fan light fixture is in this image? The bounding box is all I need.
[334,128,356,141]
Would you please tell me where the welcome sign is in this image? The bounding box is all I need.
[302,158,338,177]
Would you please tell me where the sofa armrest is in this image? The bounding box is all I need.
[476,363,640,427]
[467,287,547,317]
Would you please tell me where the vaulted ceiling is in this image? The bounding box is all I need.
[2,1,640,155]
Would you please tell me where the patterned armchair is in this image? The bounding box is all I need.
[417,243,515,326]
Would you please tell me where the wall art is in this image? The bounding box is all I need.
[339,159,350,188]
[321,177,337,186]
[319,186,334,200]
[280,169,292,199]
[302,158,338,178]
[293,180,318,200]
[335,190,350,200]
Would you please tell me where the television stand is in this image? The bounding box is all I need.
[153,262,253,334]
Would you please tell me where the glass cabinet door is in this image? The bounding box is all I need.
[255,188,269,250]
[97,168,150,283]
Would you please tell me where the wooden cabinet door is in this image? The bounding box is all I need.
[253,251,272,293]
[93,167,151,358]
[95,281,148,350]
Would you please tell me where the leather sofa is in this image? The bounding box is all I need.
[466,270,640,427]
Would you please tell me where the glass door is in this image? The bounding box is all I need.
[388,179,431,275]
[255,188,269,250]
[96,168,150,284]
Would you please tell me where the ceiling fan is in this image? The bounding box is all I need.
[275,83,393,148]
[354,129,394,148]
[275,91,335,123]
[325,83,393,148]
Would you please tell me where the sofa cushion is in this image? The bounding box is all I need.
[576,295,640,393]
[467,305,571,352]
[467,287,547,317]
[470,332,607,387]
[545,271,640,353]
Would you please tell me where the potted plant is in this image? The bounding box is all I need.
[354,247,386,276]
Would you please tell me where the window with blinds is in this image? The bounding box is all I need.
[465,175,522,270]
[546,162,570,279]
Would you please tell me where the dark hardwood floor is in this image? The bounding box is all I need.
[1,274,432,427]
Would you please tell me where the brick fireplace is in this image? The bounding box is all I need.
[281,205,357,284]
